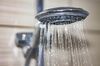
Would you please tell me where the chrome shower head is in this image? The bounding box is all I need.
[35,7,89,25]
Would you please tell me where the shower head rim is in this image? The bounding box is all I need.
[37,7,89,15]
[35,7,89,25]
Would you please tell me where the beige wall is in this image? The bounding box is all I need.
[44,0,73,9]
[0,0,37,26]
[0,0,36,66]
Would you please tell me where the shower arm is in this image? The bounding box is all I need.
[24,26,41,66]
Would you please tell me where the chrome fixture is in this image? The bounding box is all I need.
[36,7,89,25]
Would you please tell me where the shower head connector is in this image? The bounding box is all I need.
[35,7,89,25]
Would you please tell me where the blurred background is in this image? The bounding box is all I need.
[0,0,100,66]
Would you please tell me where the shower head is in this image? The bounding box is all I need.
[35,7,89,25]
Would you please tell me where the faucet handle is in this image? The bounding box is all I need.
[15,32,33,48]
[15,32,38,59]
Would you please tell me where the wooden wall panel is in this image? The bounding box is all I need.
[44,0,73,9]
[0,0,37,27]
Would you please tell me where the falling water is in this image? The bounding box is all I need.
[38,20,93,66]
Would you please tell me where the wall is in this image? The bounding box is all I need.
[0,0,36,66]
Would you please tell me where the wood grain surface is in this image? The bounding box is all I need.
[0,0,36,27]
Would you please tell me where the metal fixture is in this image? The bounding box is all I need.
[15,32,38,58]
[16,32,33,48]
[36,7,89,25]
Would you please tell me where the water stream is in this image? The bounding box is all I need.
[38,21,93,66]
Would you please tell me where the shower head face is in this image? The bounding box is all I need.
[35,7,89,25]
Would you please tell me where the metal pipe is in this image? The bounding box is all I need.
[25,26,41,66]
[25,0,44,66]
